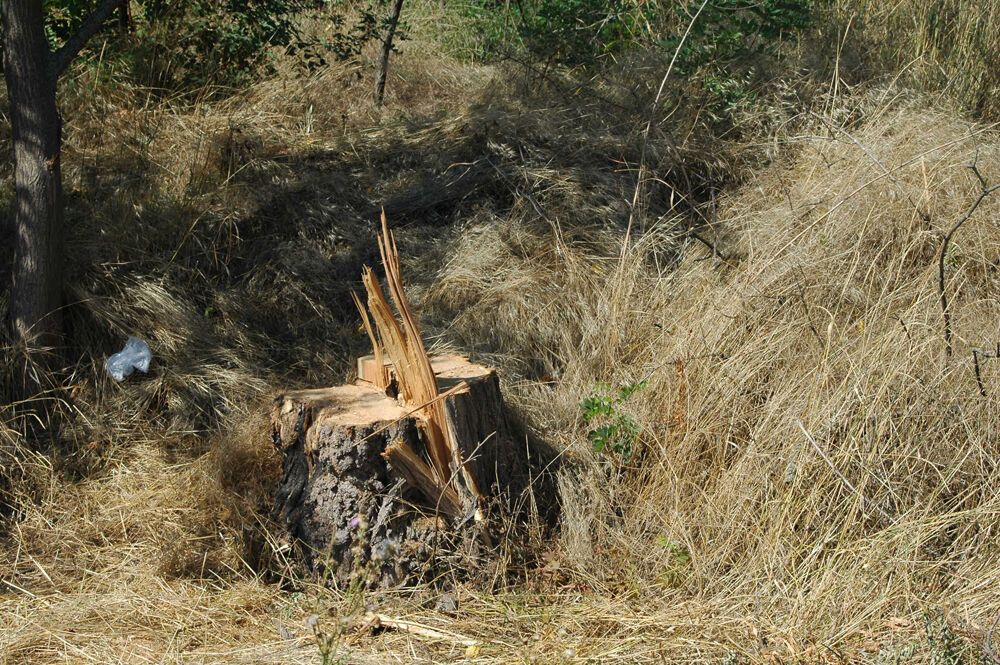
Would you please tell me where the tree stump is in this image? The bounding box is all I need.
[271,355,526,586]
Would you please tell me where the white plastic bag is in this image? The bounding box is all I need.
[105,336,153,381]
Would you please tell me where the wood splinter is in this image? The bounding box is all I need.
[353,210,485,512]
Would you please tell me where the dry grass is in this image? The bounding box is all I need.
[834,0,1000,119]
[2,18,1000,665]
[422,93,1000,661]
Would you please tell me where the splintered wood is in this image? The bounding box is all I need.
[354,211,482,513]
[270,211,526,584]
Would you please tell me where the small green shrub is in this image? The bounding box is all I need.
[38,1,404,92]
[133,0,330,88]
[923,612,969,665]
[580,380,646,459]
[665,0,813,122]
[654,535,691,587]
[666,0,814,76]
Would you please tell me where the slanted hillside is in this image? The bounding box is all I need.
[2,2,1000,663]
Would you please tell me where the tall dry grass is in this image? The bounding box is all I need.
[424,93,1000,660]
[834,0,1000,119]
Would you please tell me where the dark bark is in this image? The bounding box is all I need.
[3,0,64,350]
[374,0,405,108]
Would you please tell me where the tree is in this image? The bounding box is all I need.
[374,0,405,108]
[3,0,126,355]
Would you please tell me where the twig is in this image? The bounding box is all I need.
[795,420,892,522]
[973,349,987,397]
[794,272,824,348]
[938,157,1000,356]
[971,343,999,398]
[687,229,729,261]
[985,611,1000,665]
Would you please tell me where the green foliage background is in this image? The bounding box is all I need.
[38,0,400,90]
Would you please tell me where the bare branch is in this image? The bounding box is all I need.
[973,349,987,397]
[49,0,126,78]
[938,158,1000,356]
[970,148,989,188]
[971,344,1000,398]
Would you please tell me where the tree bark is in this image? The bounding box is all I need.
[3,0,64,350]
[374,0,405,108]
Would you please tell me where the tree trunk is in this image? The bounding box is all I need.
[271,355,530,586]
[3,0,64,350]
[374,0,405,108]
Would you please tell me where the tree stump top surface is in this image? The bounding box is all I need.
[427,354,492,385]
[276,354,495,434]
[277,384,408,428]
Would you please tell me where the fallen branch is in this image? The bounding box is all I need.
[973,349,987,397]
[971,342,999,398]
[985,611,1000,665]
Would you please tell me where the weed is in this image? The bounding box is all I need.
[654,535,691,588]
[580,380,647,459]
[460,0,657,65]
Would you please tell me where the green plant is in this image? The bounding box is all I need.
[461,0,656,66]
[580,379,646,459]
[131,0,327,88]
[309,614,350,665]
[326,1,409,63]
[654,535,691,587]
[666,0,813,75]
[35,0,405,91]
[666,0,813,122]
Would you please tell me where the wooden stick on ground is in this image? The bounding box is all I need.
[358,612,480,648]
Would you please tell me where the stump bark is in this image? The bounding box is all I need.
[271,355,526,586]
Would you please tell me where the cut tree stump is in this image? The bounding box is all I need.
[271,354,527,586]
[270,213,532,586]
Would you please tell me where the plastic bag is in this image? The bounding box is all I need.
[105,336,153,381]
